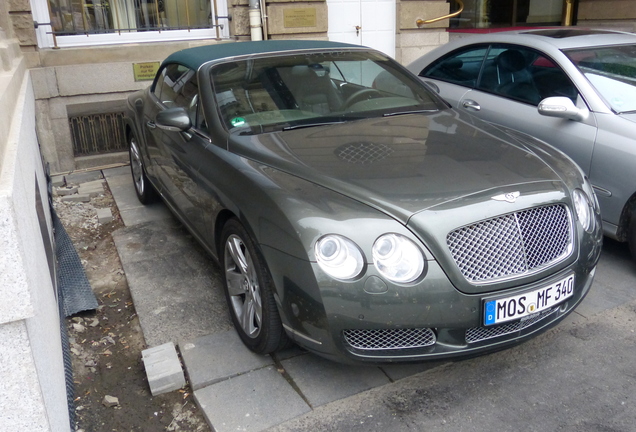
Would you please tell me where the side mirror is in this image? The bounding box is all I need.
[538,96,588,122]
[156,107,192,132]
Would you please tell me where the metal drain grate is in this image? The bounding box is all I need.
[465,307,559,343]
[343,328,436,350]
[70,112,127,156]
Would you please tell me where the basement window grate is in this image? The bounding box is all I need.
[70,112,127,156]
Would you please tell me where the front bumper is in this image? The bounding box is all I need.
[264,246,598,364]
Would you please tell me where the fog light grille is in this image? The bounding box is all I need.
[465,307,558,343]
[343,328,436,350]
[447,205,571,283]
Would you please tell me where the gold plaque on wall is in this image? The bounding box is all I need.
[284,8,317,28]
[133,62,160,82]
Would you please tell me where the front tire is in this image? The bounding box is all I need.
[221,218,289,354]
[129,133,157,204]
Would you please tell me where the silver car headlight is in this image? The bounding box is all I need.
[372,234,425,283]
[315,235,365,280]
[572,188,593,232]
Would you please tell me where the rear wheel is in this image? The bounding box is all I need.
[221,218,289,354]
[129,133,157,204]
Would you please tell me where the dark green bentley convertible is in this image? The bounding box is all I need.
[123,40,602,363]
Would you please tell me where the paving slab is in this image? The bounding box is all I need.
[112,218,232,348]
[194,366,311,432]
[280,354,390,408]
[180,331,274,390]
[103,167,171,226]
[65,170,103,185]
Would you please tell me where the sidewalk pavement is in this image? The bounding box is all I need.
[104,166,636,432]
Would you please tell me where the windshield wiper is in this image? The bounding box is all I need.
[282,121,347,131]
[383,109,438,117]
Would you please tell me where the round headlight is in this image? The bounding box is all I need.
[315,235,364,280]
[372,234,425,283]
[572,188,593,232]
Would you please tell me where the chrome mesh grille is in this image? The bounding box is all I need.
[343,328,436,350]
[447,205,571,283]
[465,307,559,343]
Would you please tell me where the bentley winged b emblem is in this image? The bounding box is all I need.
[491,191,520,203]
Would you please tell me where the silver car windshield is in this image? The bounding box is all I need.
[564,44,636,114]
[210,51,442,134]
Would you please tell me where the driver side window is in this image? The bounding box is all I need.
[476,45,578,106]
[153,64,205,130]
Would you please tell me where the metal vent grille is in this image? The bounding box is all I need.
[336,142,393,165]
[343,328,436,350]
[447,205,571,283]
[466,307,559,343]
[70,112,127,156]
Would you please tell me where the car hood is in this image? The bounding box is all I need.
[228,110,562,223]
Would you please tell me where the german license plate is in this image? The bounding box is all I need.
[483,274,574,326]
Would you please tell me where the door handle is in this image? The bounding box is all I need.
[355,25,361,36]
[462,99,481,111]
[147,121,156,129]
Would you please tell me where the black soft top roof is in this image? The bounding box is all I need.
[162,40,362,70]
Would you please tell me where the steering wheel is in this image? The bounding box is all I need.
[342,88,382,110]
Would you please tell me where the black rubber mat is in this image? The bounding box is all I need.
[53,210,98,316]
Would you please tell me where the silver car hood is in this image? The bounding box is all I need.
[228,110,562,223]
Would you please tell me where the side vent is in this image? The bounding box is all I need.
[70,112,127,156]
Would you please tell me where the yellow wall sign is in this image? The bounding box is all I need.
[133,62,160,82]
[284,8,317,28]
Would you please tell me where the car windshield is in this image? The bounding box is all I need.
[564,44,636,113]
[210,50,442,134]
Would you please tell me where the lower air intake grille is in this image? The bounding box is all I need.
[447,204,572,283]
[343,328,436,350]
[465,307,559,343]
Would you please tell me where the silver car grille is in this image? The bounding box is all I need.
[447,205,572,283]
[465,307,559,343]
[343,328,436,350]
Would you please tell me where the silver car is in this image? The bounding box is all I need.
[408,28,636,261]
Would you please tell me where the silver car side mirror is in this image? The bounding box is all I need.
[156,107,192,132]
[538,97,588,122]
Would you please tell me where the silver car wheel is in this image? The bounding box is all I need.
[129,136,145,196]
[224,234,263,338]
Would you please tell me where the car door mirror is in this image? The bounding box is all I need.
[538,97,588,122]
[156,107,192,132]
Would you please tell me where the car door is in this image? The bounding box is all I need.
[418,44,598,176]
[152,64,214,241]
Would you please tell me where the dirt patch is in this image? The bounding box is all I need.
[54,179,209,432]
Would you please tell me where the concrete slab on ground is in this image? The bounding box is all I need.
[103,166,171,226]
[194,366,311,432]
[180,331,275,391]
[280,354,390,408]
[111,218,232,348]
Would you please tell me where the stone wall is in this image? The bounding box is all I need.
[396,0,449,65]
[0,30,70,432]
[577,0,636,31]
